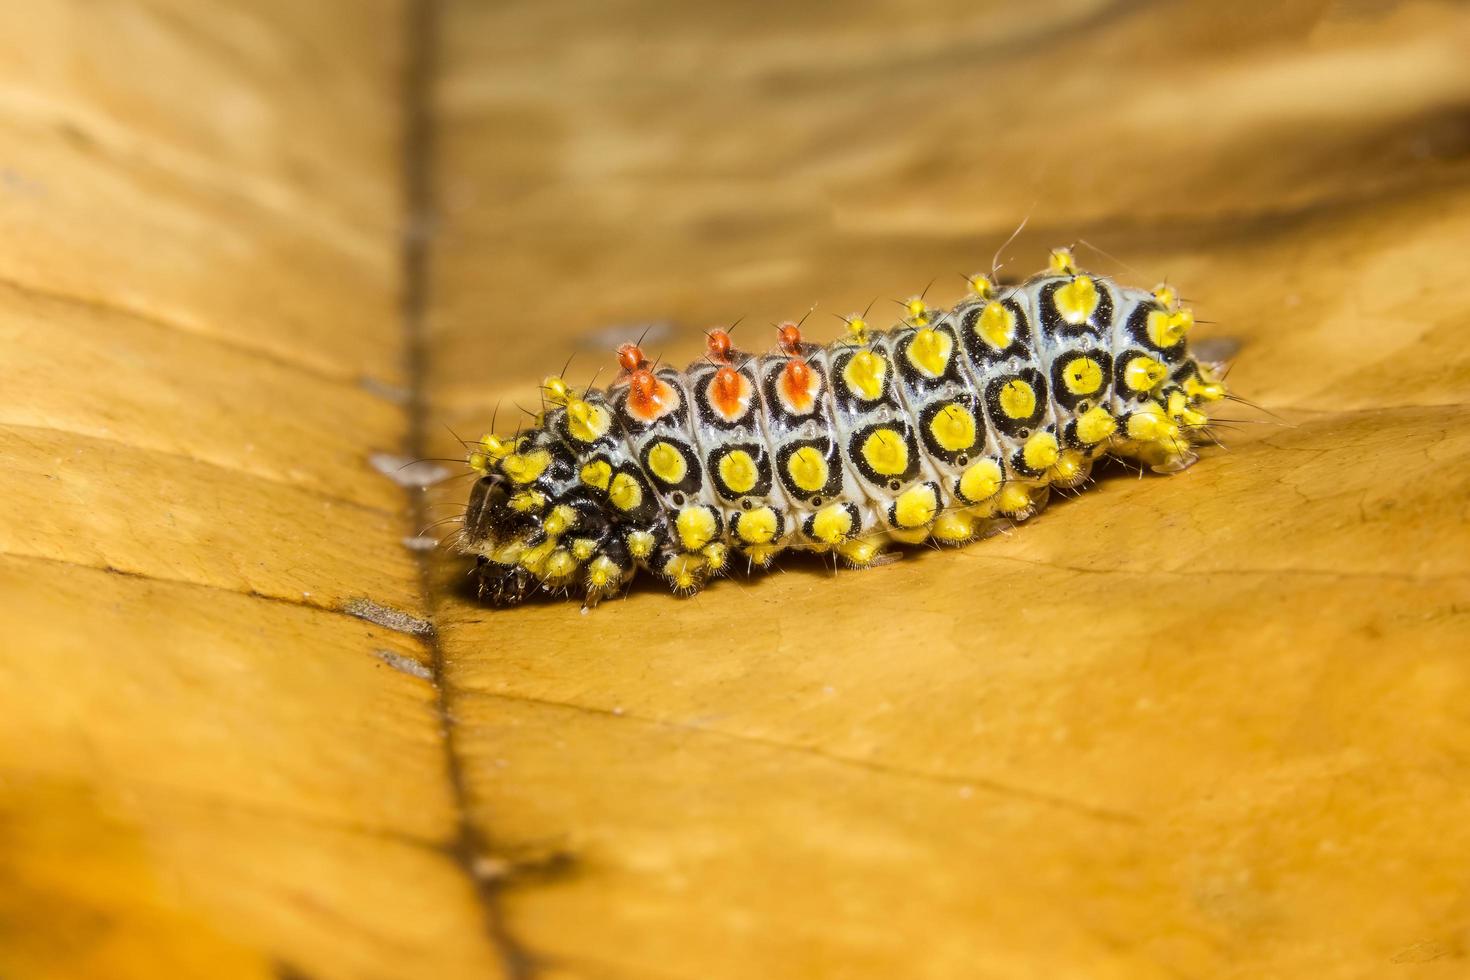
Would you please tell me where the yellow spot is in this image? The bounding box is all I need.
[837,538,879,566]
[717,449,758,495]
[1054,275,1099,325]
[579,458,612,490]
[542,375,571,405]
[508,490,546,513]
[905,297,930,325]
[586,555,621,590]
[1049,248,1078,274]
[976,301,1015,349]
[1074,406,1118,445]
[570,538,597,561]
[998,379,1036,420]
[1022,431,1060,471]
[1124,355,1168,392]
[1061,356,1104,395]
[676,506,718,551]
[1152,284,1178,308]
[646,441,688,485]
[959,459,1002,503]
[543,504,578,537]
[967,274,996,299]
[843,350,887,400]
[543,549,577,580]
[1053,450,1085,483]
[701,543,728,571]
[998,483,1033,514]
[810,504,854,544]
[468,451,491,474]
[929,403,977,453]
[845,316,869,343]
[893,484,938,528]
[625,529,654,558]
[906,328,952,377]
[736,506,779,544]
[931,511,975,543]
[609,471,643,511]
[564,398,611,442]
[501,449,550,484]
[786,445,829,493]
[1126,404,1181,443]
[861,428,909,477]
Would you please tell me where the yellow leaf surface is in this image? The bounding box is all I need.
[4,1,1470,978]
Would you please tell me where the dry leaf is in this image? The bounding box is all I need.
[3,1,1469,978]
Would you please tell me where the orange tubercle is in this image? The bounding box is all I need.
[706,329,732,363]
[781,357,815,412]
[777,322,802,354]
[617,343,647,374]
[627,368,674,421]
[710,365,750,419]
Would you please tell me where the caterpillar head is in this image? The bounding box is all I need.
[462,401,642,606]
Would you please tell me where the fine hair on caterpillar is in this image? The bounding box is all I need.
[458,247,1230,608]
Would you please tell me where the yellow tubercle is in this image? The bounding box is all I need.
[1145,309,1193,347]
[811,504,854,544]
[543,549,578,581]
[1184,374,1227,403]
[541,375,571,405]
[1053,275,1099,325]
[904,297,930,325]
[1022,431,1060,472]
[736,506,779,545]
[844,316,869,344]
[718,449,758,495]
[701,542,728,572]
[676,506,718,551]
[837,538,879,566]
[626,529,655,559]
[608,472,643,512]
[1074,406,1117,445]
[569,538,598,561]
[929,403,977,453]
[998,378,1036,420]
[931,511,975,544]
[1126,404,1181,444]
[508,490,546,513]
[745,543,782,566]
[1123,355,1168,393]
[893,484,938,528]
[579,459,612,490]
[787,446,829,493]
[977,301,1015,349]
[542,504,578,538]
[663,553,706,591]
[1152,284,1178,309]
[586,555,621,590]
[997,483,1033,514]
[967,274,996,299]
[501,449,551,484]
[1048,247,1078,275]
[1053,450,1085,483]
[959,459,1003,503]
[844,349,887,400]
[564,398,611,442]
[861,428,909,477]
[518,539,556,576]
[646,441,688,485]
[907,328,951,377]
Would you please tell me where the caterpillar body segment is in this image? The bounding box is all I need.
[462,249,1228,606]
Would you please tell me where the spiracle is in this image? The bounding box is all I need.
[460,248,1228,606]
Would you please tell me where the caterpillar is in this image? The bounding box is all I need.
[459,248,1228,607]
